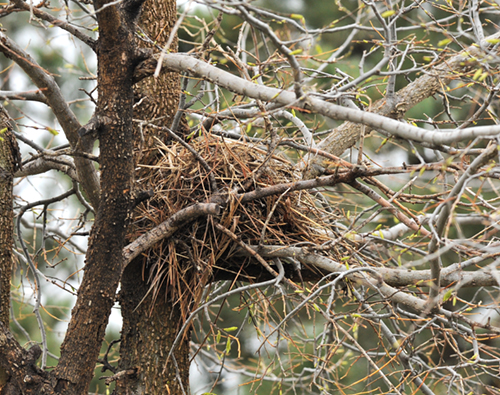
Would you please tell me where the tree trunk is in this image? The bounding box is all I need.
[0,107,21,394]
[115,0,189,393]
[51,0,141,392]
[116,260,190,394]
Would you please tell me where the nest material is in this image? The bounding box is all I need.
[132,134,349,315]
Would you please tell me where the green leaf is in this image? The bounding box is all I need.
[486,38,500,44]
[472,68,483,81]
[438,38,452,47]
[478,72,489,82]
[443,289,453,302]
[381,10,396,18]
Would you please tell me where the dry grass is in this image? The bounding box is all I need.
[131,134,352,317]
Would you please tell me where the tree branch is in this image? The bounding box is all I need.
[237,245,500,289]
[51,0,141,389]
[10,0,97,51]
[303,31,500,176]
[123,203,221,264]
[239,245,500,333]
[427,142,498,306]
[15,157,78,179]
[236,165,363,203]
[0,89,48,104]
[135,40,500,151]
[0,32,100,209]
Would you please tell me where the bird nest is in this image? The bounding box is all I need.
[131,134,351,314]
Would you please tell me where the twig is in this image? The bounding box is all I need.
[350,179,429,236]
[16,187,77,368]
[101,367,137,385]
[260,188,290,244]
[427,142,497,307]
[10,0,97,50]
[164,250,285,369]
[98,339,120,374]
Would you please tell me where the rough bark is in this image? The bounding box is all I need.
[51,0,142,392]
[116,0,190,394]
[0,321,53,395]
[0,107,20,394]
[0,108,18,330]
[133,0,181,165]
[116,259,190,394]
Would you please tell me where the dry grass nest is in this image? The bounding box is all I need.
[131,134,355,314]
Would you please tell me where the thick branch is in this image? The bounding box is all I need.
[0,109,21,392]
[52,0,145,390]
[239,245,500,289]
[241,245,500,332]
[0,108,18,328]
[136,44,500,149]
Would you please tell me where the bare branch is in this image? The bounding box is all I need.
[304,31,500,175]
[136,43,500,150]
[0,89,48,104]
[15,157,78,179]
[10,0,97,51]
[240,245,500,332]
[427,143,498,307]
